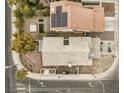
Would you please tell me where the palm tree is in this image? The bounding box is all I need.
[15,69,27,80]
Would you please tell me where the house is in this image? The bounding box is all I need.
[39,37,101,66]
[50,1,104,32]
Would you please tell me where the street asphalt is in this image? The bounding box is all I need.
[5,1,119,93]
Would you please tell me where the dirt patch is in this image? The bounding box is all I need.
[79,55,114,74]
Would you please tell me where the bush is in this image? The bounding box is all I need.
[7,0,20,7]
[20,5,37,18]
[15,69,27,80]
[13,17,24,33]
[7,0,14,7]
[36,3,44,10]
[13,18,20,29]
[11,33,36,53]
[13,7,23,18]
[35,33,46,40]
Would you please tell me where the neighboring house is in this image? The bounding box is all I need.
[39,37,101,66]
[50,1,104,32]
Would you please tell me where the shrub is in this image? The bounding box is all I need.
[13,7,23,18]
[15,69,27,80]
[11,33,36,53]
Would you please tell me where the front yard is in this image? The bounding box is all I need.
[20,53,114,74]
[79,55,114,74]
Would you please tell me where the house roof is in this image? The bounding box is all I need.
[50,1,104,32]
[40,37,101,66]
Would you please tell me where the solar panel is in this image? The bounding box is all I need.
[51,12,67,27]
[51,14,56,27]
[61,13,67,27]
[56,13,61,27]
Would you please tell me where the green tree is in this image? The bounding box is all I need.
[7,0,20,7]
[13,7,23,17]
[36,3,44,10]
[12,32,18,38]
[11,33,36,53]
[15,69,27,80]
[7,0,14,7]
[28,0,37,4]
[8,0,44,17]
[20,5,37,17]
[20,5,30,16]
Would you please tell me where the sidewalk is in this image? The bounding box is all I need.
[11,4,119,80]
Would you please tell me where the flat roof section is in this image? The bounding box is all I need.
[99,31,114,40]
[40,37,101,66]
[86,31,114,40]
[41,37,93,66]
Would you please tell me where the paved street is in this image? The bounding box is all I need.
[5,1,14,93]
[22,79,119,93]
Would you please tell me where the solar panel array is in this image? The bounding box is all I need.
[51,12,67,27]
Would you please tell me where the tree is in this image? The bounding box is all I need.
[20,5,31,16]
[15,69,27,80]
[8,0,45,17]
[36,3,44,10]
[20,5,37,17]
[7,0,14,7]
[28,0,37,5]
[12,32,18,38]
[13,7,23,18]
[11,33,36,53]
[7,0,20,7]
